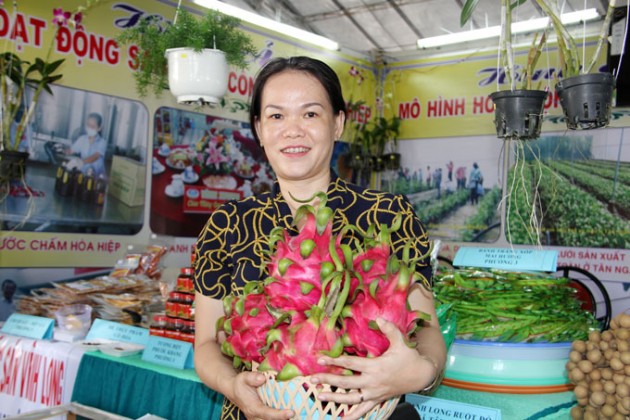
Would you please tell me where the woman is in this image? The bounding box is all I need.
[66,112,107,176]
[194,57,446,420]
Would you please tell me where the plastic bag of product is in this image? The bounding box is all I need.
[436,303,457,351]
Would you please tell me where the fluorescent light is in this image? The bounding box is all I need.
[417,8,600,49]
[193,0,340,51]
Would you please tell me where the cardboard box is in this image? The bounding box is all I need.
[108,155,146,207]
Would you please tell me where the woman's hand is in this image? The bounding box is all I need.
[228,371,295,420]
[309,318,437,420]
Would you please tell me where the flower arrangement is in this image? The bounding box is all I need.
[194,132,231,176]
[217,192,430,415]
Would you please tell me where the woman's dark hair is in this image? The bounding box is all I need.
[249,56,346,145]
[473,162,479,169]
[87,112,103,129]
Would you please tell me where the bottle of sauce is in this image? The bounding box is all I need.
[94,175,106,206]
[81,168,95,202]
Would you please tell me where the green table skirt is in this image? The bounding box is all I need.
[72,352,223,420]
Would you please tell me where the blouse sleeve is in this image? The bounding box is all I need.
[390,195,433,288]
[194,202,236,299]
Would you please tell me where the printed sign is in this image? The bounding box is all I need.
[453,247,558,272]
[141,335,194,369]
[405,394,501,420]
[183,186,243,214]
[0,334,85,419]
[1,314,54,340]
[85,319,149,346]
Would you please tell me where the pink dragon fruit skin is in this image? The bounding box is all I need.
[223,293,275,364]
[342,265,426,357]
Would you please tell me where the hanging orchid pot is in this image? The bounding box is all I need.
[165,48,229,105]
[555,73,615,130]
[383,152,401,171]
[370,155,384,172]
[489,90,548,140]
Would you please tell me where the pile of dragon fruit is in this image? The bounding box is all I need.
[218,193,431,380]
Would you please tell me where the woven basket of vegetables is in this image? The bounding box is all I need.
[217,193,430,419]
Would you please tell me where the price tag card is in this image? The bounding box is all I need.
[141,335,194,369]
[85,319,149,346]
[405,394,501,420]
[453,247,558,272]
[1,314,54,340]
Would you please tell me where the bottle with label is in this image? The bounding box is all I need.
[59,167,74,197]
[94,174,107,206]
[55,163,66,193]
[72,170,84,197]
[81,168,95,202]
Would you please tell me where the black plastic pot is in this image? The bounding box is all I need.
[0,150,29,182]
[383,153,401,171]
[489,89,548,140]
[347,152,365,170]
[370,155,384,172]
[556,73,615,130]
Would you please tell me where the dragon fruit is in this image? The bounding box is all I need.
[342,263,430,357]
[218,191,431,380]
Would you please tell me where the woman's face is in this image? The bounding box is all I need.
[255,70,344,183]
[86,117,100,134]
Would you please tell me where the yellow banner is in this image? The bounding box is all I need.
[385,42,610,139]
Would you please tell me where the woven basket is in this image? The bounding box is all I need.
[255,369,400,420]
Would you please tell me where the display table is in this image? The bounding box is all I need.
[434,385,576,419]
[72,352,224,420]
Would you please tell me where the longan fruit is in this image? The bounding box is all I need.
[569,405,584,420]
[574,384,589,399]
[583,411,597,420]
[611,357,624,371]
[589,369,602,382]
[619,314,630,329]
[602,367,614,380]
[589,381,604,393]
[570,350,583,363]
[577,359,594,373]
[586,341,597,352]
[617,383,630,398]
[620,351,630,365]
[602,330,615,342]
[573,340,587,353]
[577,396,589,407]
[622,396,630,410]
[601,403,616,417]
[617,340,629,352]
[567,361,577,371]
[612,414,626,420]
[615,328,629,341]
[604,380,617,395]
[606,393,618,407]
[600,341,610,351]
[611,318,619,330]
[589,331,602,343]
[586,349,603,364]
[571,368,585,382]
[590,391,606,407]
[617,401,630,415]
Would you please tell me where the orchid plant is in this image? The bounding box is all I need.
[1,0,106,155]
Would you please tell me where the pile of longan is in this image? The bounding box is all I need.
[568,313,630,419]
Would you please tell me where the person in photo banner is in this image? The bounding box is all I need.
[0,279,17,322]
[194,56,445,420]
[66,112,107,176]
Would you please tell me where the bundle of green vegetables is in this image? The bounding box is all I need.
[434,268,599,343]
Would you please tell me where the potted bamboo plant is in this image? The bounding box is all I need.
[343,99,369,170]
[116,7,256,105]
[534,0,617,129]
[461,0,548,140]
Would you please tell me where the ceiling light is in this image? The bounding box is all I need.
[417,8,600,49]
[193,0,340,51]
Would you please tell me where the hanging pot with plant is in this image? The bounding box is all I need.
[383,152,401,171]
[116,5,256,105]
[462,0,549,140]
[535,0,618,129]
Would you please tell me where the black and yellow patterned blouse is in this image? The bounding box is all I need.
[194,174,431,420]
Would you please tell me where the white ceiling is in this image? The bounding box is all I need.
[222,0,619,56]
